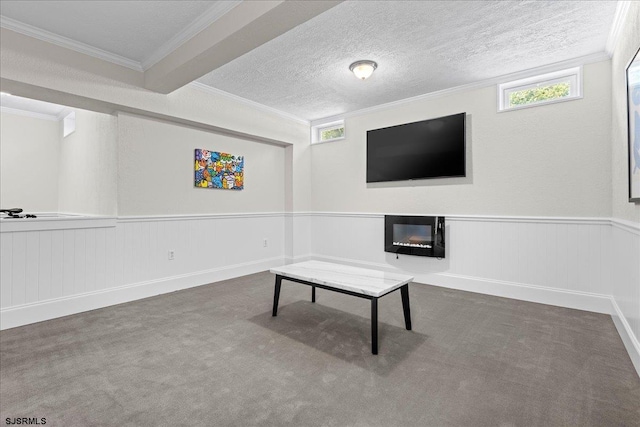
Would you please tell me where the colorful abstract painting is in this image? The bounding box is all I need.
[195,149,244,190]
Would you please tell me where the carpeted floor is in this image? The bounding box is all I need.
[1,271,639,426]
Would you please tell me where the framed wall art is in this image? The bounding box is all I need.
[195,149,244,190]
[627,46,640,202]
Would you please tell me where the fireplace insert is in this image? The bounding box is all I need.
[384,215,445,258]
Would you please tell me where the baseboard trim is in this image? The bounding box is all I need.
[434,273,613,314]
[610,297,640,377]
[0,256,284,330]
[308,254,612,314]
[2,252,638,378]
[284,255,314,265]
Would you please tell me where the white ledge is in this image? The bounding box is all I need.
[0,214,116,232]
[117,212,285,222]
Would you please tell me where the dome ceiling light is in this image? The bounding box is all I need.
[349,60,377,80]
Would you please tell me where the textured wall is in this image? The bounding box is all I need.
[0,112,60,212]
[116,113,286,216]
[611,1,640,224]
[310,61,612,217]
[58,109,117,215]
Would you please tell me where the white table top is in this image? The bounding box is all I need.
[270,261,414,298]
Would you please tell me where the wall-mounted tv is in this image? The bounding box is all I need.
[366,112,466,183]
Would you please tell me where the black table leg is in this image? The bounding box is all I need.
[312,286,316,303]
[371,297,378,354]
[401,284,412,330]
[272,275,282,316]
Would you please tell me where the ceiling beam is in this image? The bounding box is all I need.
[143,0,343,94]
[0,77,294,147]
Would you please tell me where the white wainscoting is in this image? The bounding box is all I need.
[0,213,285,329]
[610,219,640,374]
[304,213,612,309]
[300,212,639,374]
[285,212,313,264]
[1,211,638,375]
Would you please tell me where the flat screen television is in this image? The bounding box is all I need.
[366,112,466,183]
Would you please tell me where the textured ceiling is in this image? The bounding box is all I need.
[0,1,218,63]
[0,1,620,122]
[198,0,618,121]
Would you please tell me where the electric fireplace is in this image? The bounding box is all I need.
[385,215,445,258]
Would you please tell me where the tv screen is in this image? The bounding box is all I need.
[366,112,466,183]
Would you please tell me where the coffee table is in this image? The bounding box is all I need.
[270,260,414,354]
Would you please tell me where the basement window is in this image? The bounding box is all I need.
[312,120,345,144]
[498,67,582,112]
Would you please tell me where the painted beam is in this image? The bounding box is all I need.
[143,1,343,94]
[0,78,292,147]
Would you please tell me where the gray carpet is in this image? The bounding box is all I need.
[1,271,639,426]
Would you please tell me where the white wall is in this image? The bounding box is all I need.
[304,213,612,311]
[610,221,640,373]
[310,61,612,217]
[609,1,640,374]
[58,108,118,215]
[0,9,637,375]
[0,31,305,329]
[0,112,60,212]
[116,113,286,216]
[611,1,640,224]
[0,214,285,328]
[1,26,313,215]
[1,108,118,216]
[0,103,292,329]
[303,58,640,374]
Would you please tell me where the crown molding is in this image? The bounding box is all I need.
[0,106,60,121]
[606,1,631,57]
[140,1,242,71]
[189,82,310,125]
[1,2,242,73]
[310,51,611,126]
[0,16,143,72]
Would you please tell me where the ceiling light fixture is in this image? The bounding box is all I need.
[349,60,377,80]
